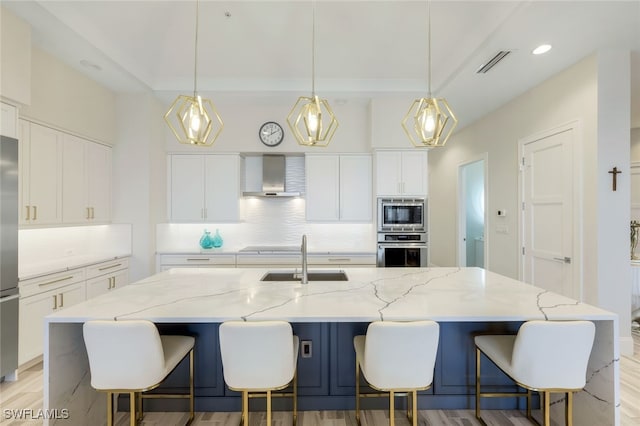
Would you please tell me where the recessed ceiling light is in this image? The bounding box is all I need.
[532,44,552,55]
[80,59,102,71]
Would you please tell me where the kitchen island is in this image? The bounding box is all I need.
[44,267,619,425]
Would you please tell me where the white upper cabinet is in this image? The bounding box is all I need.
[375,150,428,196]
[62,135,112,223]
[306,155,340,221]
[19,120,63,225]
[1,102,18,138]
[168,154,240,222]
[85,142,112,222]
[306,154,372,222]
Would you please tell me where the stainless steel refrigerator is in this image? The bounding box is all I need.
[0,135,19,379]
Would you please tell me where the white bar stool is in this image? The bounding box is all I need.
[353,320,440,426]
[82,320,195,426]
[219,320,299,426]
[475,320,595,426]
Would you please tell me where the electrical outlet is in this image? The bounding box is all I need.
[301,340,312,358]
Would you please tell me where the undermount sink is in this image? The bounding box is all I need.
[260,270,348,282]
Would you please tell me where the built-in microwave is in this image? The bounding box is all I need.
[377,198,426,232]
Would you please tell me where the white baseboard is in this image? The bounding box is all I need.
[620,336,634,356]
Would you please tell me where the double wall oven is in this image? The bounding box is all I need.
[377,198,428,267]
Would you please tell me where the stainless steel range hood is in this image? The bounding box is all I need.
[242,154,301,197]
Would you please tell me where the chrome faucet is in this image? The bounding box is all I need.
[301,234,308,284]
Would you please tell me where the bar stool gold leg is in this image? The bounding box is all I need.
[106,392,113,426]
[137,392,143,422]
[412,390,418,426]
[293,371,298,426]
[355,358,361,425]
[267,389,272,426]
[242,391,248,426]
[566,391,573,426]
[129,392,136,426]
[526,389,532,420]
[475,347,481,420]
[189,349,195,424]
[543,391,550,426]
[389,390,395,426]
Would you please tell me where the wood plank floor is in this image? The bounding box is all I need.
[1,332,638,425]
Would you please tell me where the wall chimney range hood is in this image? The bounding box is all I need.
[242,154,301,197]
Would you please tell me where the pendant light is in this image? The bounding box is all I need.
[287,0,338,147]
[164,0,223,146]
[402,0,457,148]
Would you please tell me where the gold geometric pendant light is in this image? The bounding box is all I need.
[164,0,223,146]
[287,0,338,147]
[402,0,457,148]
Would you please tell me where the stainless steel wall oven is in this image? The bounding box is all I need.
[377,197,425,232]
[377,198,428,267]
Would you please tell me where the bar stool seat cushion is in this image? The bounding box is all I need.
[354,320,439,390]
[219,321,299,391]
[83,320,195,391]
[475,320,595,390]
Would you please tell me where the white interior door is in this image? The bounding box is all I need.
[521,128,575,298]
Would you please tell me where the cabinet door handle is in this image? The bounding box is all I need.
[99,263,122,271]
[33,205,37,220]
[39,276,73,287]
[25,206,31,221]
[53,294,58,310]
[186,258,209,262]
[59,293,64,308]
[86,207,91,219]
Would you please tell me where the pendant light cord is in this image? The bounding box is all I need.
[193,0,200,97]
[311,0,316,96]
[427,0,431,97]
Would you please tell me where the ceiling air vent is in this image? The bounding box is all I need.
[476,50,511,74]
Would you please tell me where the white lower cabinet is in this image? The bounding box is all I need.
[157,254,236,272]
[18,258,129,366]
[85,259,129,299]
[19,272,85,365]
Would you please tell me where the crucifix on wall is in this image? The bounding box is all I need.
[608,167,622,191]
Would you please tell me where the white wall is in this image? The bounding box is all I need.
[595,50,631,352]
[429,54,598,278]
[428,51,635,353]
[0,7,31,105]
[19,47,117,144]
[164,95,371,154]
[113,92,166,282]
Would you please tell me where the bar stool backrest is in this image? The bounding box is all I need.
[83,320,166,390]
[511,320,595,390]
[219,321,296,390]
[363,320,440,389]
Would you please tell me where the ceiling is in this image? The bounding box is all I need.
[3,1,640,129]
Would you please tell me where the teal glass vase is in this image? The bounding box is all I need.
[199,229,214,249]
[212,229,223,248]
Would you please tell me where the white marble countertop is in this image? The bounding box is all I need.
[45,267,615,323]
[20,253,131,281]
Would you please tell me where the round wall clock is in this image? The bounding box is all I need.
[259,121,284,147]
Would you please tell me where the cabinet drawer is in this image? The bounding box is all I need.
[308,254,376,266]
[19,268,85,299]
[86,258,129,279]
[160,254,236,266]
